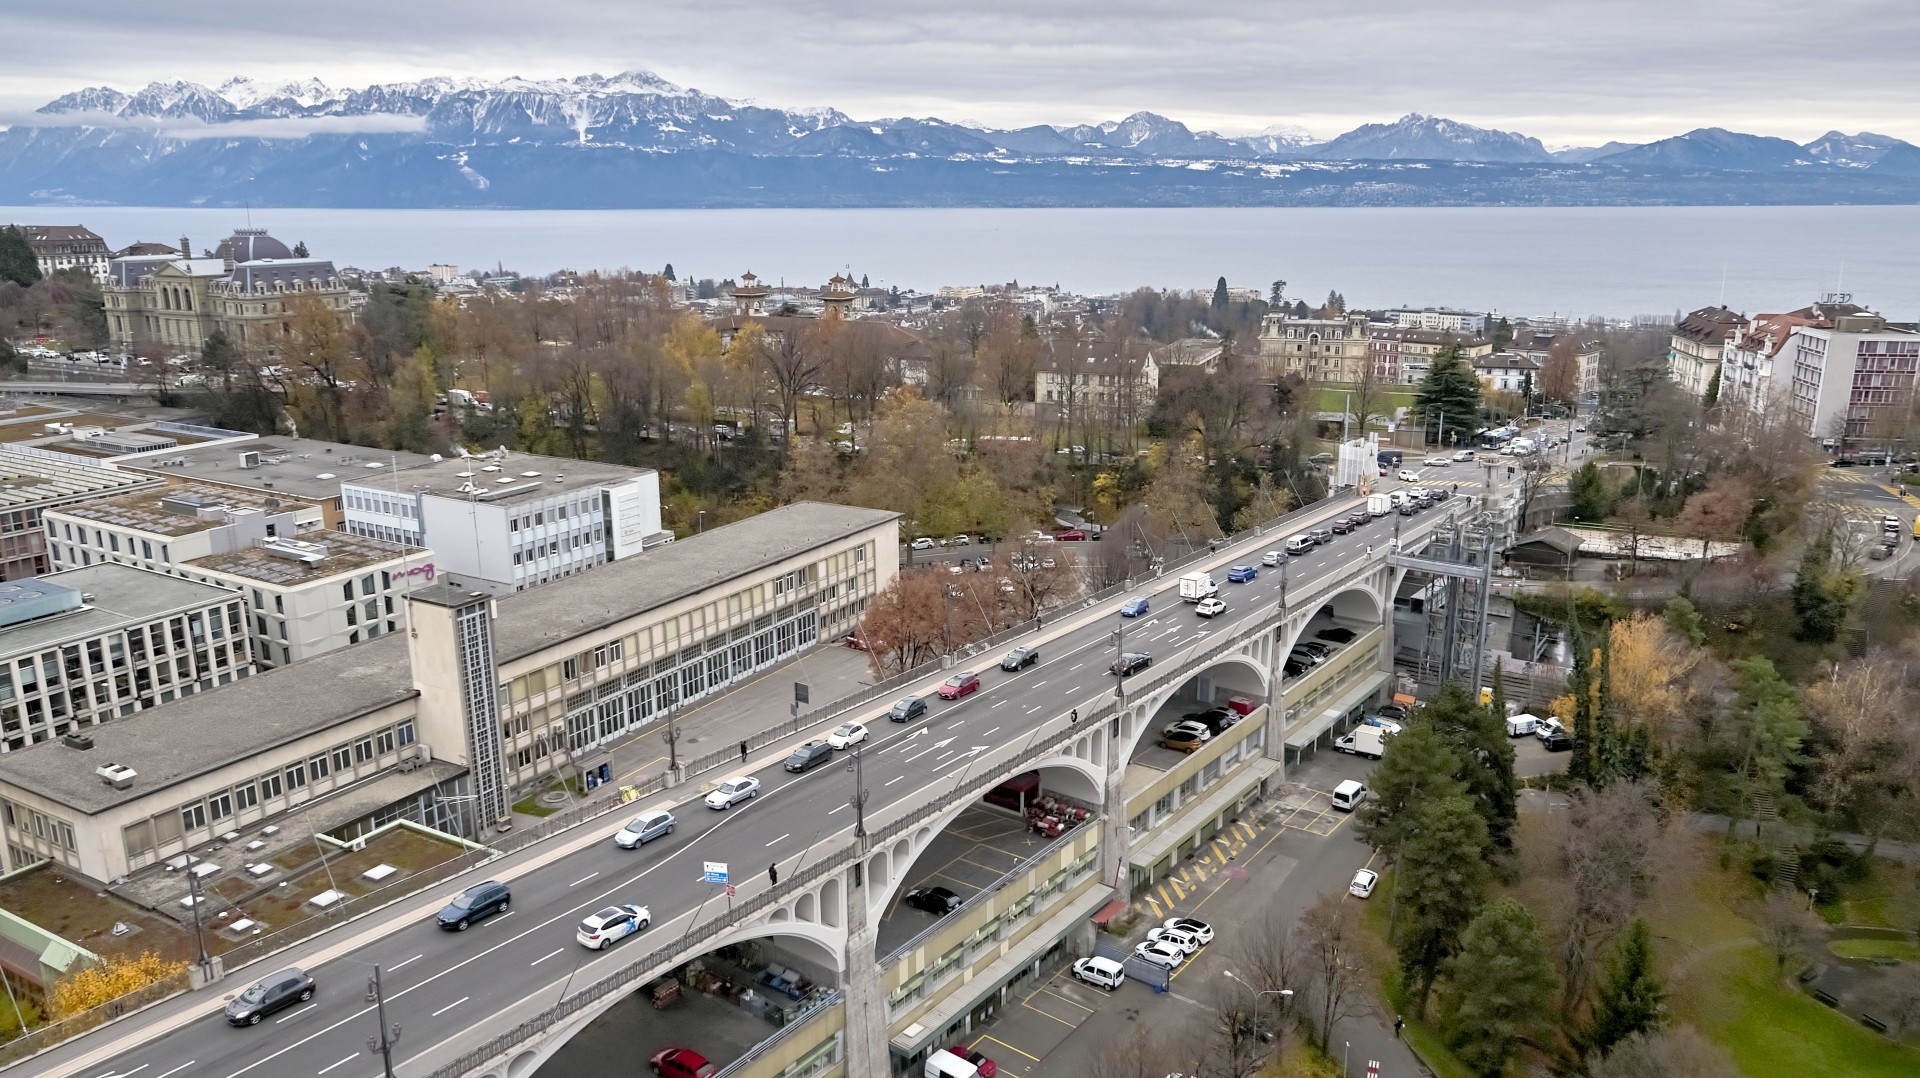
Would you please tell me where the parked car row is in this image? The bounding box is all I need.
[1133,915,1216,970]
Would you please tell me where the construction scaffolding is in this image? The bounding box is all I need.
[1390,509,1498,695]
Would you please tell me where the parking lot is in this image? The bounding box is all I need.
[876,801,1093,954]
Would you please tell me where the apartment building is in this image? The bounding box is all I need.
[339,451,665,595]
[1384,306,1489,335]
[1257,311,1372,381]
[1368,325,1494,384]
[0,565,251,754]
[1474,352,1543,396]
[9,224,110,284]
[1668,306,1747,402]
[1720,297,1920,447]
[1035,352,1160,431]
[42,484,429,668]
[1508,330,1602,400]
[0,446,162,581]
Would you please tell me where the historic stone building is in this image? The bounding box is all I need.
[102,228,351,355]
[1257,310,1373,382]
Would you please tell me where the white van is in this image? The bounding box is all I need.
[1071,955,1126,990]
[1330,779,1368,812]
[1533,717,1566,743]
[1284,534,1315,555]
[1505,713,1539,737]
[926,1048,981,1078]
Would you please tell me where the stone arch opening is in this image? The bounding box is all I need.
[1118,654,1269,763]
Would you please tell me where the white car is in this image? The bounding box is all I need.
[1424,456,1450,467]
[576,903,651,949]
[1396,469,1422,483]
[1161,917,1214,944]
[1194,597,1226,618]
[826,721,869,750]
[1133,939,1185,969]
[705,776,761,809]
[1161,719,1213,742]
[1452,449,1476,461]
[1349,869,1379,899]
[910,538,936,550]
[1072,955,1126,990]
[1145,925,1204,954]
[947,535,971,546]
[1261,549,1283,566]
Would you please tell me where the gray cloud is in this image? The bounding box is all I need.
[2,1,1915,146]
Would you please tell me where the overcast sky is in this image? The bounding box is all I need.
[5,1,1917,146]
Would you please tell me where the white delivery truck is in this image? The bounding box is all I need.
[1334,724,1389,759]
[1367,492,1392,517]
[926,1049,981,1078]
[1505,713,1540,737]
[1178,571,1218,602]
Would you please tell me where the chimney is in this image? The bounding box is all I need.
[180,235,190,259]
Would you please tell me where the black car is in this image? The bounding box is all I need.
[1330,518,1354,535]
[1398,502,1418,516]
[1283,659,1310,679]
[1349,512,1372,527]
[1185,707,1238,734]
[1542,731,1574,752]
[1109,652,1152,677]
[436,880,511,930]
[903,885,965,915]
[1375,703,1410,722]
[1316,627,1358,644]
[889,695,929,723]
[784,740,833,773]
[1308,528,1334,545]
[1001,646,1039,671]
[224,967,314,1026]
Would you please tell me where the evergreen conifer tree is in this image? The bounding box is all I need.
[1583,919,1667,1060]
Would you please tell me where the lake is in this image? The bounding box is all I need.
[7,204,1916,320]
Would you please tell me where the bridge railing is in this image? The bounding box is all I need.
[877,826,1089,966]
[0,969,189,1067]
[708,988,845,1078]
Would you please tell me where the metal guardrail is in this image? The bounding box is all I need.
[0,970,189,1067]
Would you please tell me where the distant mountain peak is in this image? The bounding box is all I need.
[1310,113,1552,163]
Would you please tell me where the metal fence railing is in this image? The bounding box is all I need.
[0,968,189,1067]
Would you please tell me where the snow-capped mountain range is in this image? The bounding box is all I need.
[2,72,1917,208]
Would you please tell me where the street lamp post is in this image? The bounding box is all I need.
[185,867,212,980]
[1223,970,1293,1046]
[846,748,870,840]
[365,964,402,1078]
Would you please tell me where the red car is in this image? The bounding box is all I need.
[937,672,981,700]
[1052,529,1087,541]
[843,634,870,651]
[947,1047,999,1077]
[651,1048,717,1078]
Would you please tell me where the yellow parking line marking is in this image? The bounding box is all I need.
[1177,866,1192,885]
[1034,987,1095,1013]
[1157,884,1173,908]
[1016,1001,1080,1029]
[975,1035,1043,1062]
[1170,878,1186,900]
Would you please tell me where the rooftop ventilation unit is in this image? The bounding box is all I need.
[96,762,137,789]
[262,538,329,564]
[238,450,261,469]
[61,732,94,750]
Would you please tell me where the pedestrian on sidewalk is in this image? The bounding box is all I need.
[1394,1015,1405,1039]
[768,863,779,886]
[739,740,749,762]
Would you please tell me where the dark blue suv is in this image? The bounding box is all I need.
[436,880,511,930]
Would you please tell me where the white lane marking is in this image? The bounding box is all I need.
[431,996,470,1017]
[1026,706,1042,714]
[766,833,791,847]
[1033,681,1047,688]
[902,746,936,764]
[886,775,906,786]
[155,1063,197,1078]
[992,700,1007,708]
[1069,662,1084,671]
[317,1056,357,1076]
[530,947,564,965]
[489,911,515,924]
[829,802,849,814]
[389,953,424,971]
[569,871,599,887]
[94,1068,147,1078]
[274,1003,316,1024]
[984,726,1000,737]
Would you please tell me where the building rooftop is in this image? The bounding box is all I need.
[457,501,898,661]
[0,635,415,815]
[118,438,437,503]
[49,483,315,537]
[0,445,161,509]
[367,451,654,507]
[188,529,420,586]
[0,565,240,658]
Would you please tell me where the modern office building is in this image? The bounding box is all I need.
[1383,306,1489,335]
[42,484,429,668]
[0,446,162,581]
[339,450,666,594]
[0,565,251,755]
[115,437,437,530]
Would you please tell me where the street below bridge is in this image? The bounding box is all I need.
[29,485,1461,1078]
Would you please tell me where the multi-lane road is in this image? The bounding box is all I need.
[37,484,1460,1078]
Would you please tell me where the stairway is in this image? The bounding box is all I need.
[1750,789,1801,893]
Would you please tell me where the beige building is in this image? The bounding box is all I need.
[102,228,351,356]
[1257,311,1373,381]
[1369,325,1494,384]
[1667,306,1747,401]
[10,224,111,284]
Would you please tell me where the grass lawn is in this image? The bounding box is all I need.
[1312,385,1419,418]
[1828,938,1920,962]
[0,866,197,965]
[1819,854,1920,930]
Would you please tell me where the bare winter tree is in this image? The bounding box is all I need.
[1588,1024,1740,1078]
[1086,1020,1182,1078]
[1295,891,1366,1049]
[1560,781,1660,1016]
[1760,891,1809,975]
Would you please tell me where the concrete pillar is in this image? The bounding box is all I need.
[1262,611,1291,776]
[841,857,891,1078]
[1101,710,1134,904]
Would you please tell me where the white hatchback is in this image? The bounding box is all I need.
[575,903,651,949]
[1261,549,1283,566]
[1194,597,1226,618]
[1133,939,1184,969]
[1396,469,1422,482]
[705,776,761,809]
[826,721,869,750]
[1349,869,1379,899]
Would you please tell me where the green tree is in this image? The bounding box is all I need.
[1731,656,1807,797]
[1661,594,1706,647]
[1583,918,1667,1061]
[1269,279,1286,305]
[1420,682,1519,851]
[1413,343,1482,446]
[1570,460,1615,522]
[1702,365,1720,408]
[1567,631,1596,786]
[1594,631,1622,784]
[1397,794,1494,1013]
[0,226,41,286]
[1790,530,1860,642]
[1490,316,1513,352]
[1354,722,1467,855]
[1442,898,1557,1076]
[1211,276,1229,310]
[292,240,309,258]
[663,262,676,280]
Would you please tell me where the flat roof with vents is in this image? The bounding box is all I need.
[49,482,315,537]
[0,564,240,659]
[349,453,654,507]
[0,445,162,509]
[188,529,420,585]
[118,437,438,502]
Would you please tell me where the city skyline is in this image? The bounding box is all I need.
[2,0,1916,147]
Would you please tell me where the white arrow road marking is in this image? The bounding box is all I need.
[933,737,956,749]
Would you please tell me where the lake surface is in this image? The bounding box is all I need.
[7,204,1915,320]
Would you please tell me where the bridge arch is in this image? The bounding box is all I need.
[1116,652,1270,761]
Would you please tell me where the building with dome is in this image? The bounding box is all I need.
[102,228,351,356]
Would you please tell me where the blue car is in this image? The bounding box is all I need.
[1120,596,1149,618]
[1226,565,1258,583]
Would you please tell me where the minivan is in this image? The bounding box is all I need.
[1284,534,1315,555]
[1071,955,1126,990]
[1330,780,1368,812]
